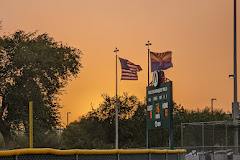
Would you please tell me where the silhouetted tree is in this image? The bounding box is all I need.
[0,30,82,148]
[61,93,146,149]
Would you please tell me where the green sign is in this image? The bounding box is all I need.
[146,81,173,130]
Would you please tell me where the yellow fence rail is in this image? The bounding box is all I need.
[0,148,187,160]
[0,148,186,156]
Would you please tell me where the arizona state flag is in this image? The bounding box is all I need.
[150,51,173,72]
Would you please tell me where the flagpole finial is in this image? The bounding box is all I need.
[114,47,119,53]
[145,41,152,46]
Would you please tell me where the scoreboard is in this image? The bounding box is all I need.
[146,81,173,130]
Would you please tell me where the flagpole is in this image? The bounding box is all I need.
[114,47,119,149]
[233,0,239,156]
[145,41,152,86]
[145,41,152,149]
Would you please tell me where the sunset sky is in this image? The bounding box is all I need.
[0,0,240,125]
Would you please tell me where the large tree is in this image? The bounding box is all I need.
[0,30,82,148]
[61,93,146,149]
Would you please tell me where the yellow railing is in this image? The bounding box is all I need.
[0,148,186,156]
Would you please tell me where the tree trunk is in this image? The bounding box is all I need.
[0,121,11,149]
[2,133,10,149]
[0,98,11,149]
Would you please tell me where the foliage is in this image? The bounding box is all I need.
[10,130,61,149]
[173,104,230,147]
[0,30,82,148]
[61,93,146,149]
[61,93,230,149]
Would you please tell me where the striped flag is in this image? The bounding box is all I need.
[119,57,142,80]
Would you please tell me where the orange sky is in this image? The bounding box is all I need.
[0,0,240,125]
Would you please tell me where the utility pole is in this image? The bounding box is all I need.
[67,112,71,126]
[211,98,216,114]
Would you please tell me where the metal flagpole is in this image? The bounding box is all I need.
[145,41,152,86]
[114,47,119,149]
[233,0,239,156]
[145,41,152,149]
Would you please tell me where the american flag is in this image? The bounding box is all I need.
[119,57,142,80]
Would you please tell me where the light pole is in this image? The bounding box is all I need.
[211,98,217,114]
[67,112,71,126]
[114,47,119,149]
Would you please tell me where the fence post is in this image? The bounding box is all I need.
[29,101,33,148]
[181,123,183,147]
[15,155,18,160]
[226,121,228,151]
[148,152,151,160]
[202,123,205,155]
[117,153,120,160]
[76,154,78,160]
[212,124,215,160]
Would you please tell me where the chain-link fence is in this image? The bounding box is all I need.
[0,148,186,160]
[181,121,240,160]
